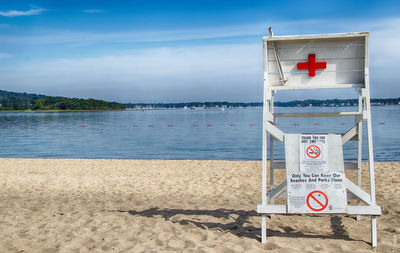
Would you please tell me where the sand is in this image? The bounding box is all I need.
[0,159,398,253]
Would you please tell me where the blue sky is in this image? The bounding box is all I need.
[0,0,399,103]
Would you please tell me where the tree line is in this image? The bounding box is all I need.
[0,90,125,111]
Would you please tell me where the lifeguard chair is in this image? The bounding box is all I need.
[257,31,381,246]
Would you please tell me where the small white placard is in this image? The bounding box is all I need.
[287,172,347,213]
[299,135,329,172]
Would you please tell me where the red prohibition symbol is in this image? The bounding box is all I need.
[306,190,328,212]
[306,145,321,159]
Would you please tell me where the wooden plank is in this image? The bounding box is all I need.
[268,60,364,76]
[347,191,357,199]
[267,49,365,62]
[345,178,372,205]
[268,62,364,78]
[257,204,381,215]
[344,161,358,170]
[270,83,364,90]
[356,95,363,221]
[264,112,274,123]
[263,32,368,41]
[275,112,360,117]
[268,71,364,87]
[261,35,269,245]
[347,206,381,215]
[270,160,357,170]
[257,204,287,214]
[265,122,284,142]
[342,126,358,144]
[266,181,287,199]
[372,216,377,247]
[271,160,285,169]
[261,215,266,243]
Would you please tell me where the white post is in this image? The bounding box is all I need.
[364,34,378,247]
[261,39,269,243]
[366,104,377,247]
[261,111,267,243]
[356,93,363,221]
[269,92,275,219]
[261,126,267,243]
[371,216,377,247]
[261,215,267,243]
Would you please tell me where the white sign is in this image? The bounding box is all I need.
[299,135,328,172]
[285,134,347,213]
[265,33,367,88]
[287,172,347,213]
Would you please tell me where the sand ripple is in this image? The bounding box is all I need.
[0,159,398,252]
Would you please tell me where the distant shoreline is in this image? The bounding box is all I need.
[0,104,398,113]
[1,90,399,111]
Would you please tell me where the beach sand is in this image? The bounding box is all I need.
[0,159,398,252]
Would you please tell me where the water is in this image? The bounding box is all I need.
[0,106,398,161]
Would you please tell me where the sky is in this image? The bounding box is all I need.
[0,0,399,103]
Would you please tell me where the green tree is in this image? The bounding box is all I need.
[33,99,45,110]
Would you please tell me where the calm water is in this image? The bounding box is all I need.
[0,106,398,161]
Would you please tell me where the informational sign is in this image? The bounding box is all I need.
[299,135,328,172]
[285,134,347,214]
[287,171,347,213]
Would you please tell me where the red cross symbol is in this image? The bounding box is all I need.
[297,54,326,77]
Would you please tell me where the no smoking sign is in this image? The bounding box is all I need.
[306,145,321,159]
[300,135,328,172]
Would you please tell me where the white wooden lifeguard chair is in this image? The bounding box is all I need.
[257,31,381,246]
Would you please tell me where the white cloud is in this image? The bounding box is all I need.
[0,17,398,63]
[0,23,264,45]
[82,9,104,13]
[0,16,398,101]
[0,52,12,59]
[0,7,47,17]
[368,18,400,67]
[1,44,263,102]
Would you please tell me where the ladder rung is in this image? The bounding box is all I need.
[275,112,361,117]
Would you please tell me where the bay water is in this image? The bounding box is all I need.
[0,106,398,161]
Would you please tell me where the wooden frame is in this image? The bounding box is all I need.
[257,32,381,246]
